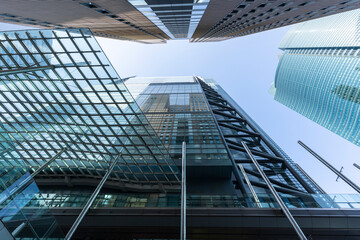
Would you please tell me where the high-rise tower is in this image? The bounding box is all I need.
[273,8,360,146]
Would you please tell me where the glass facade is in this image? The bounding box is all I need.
[125,76,324,201]
[125,76,232,179]
[127,0,210,39]
[0,28,180,189]
[0,122,64,238]
[0,27,359,239]
[275,9,360,146]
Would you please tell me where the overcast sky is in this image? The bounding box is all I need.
[1,22,359,194]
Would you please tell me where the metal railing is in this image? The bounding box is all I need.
[14,192,360,210]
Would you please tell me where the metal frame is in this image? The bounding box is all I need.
[180,141,186,240]
[65,154,121,240]
[295,163,326,194]
[242,142,308,240]
[238,163,262,208]
[197,78,316,196]
[196,78,248,196]
[354,163,360,171]
[8,148,66,196]
[0,28,180,189]
[298,141,360,193]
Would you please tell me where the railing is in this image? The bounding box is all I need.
[14,192,360,210]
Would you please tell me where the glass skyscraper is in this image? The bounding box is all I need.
[0,28,359,239]
[273,9,360,146]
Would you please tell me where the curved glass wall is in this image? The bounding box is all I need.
[275,9,360,146]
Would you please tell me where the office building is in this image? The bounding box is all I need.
[0,28,359,239]
[0,0,360,43]
[273,8,360,146]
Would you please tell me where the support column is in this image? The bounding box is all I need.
[9,148,67,196]
[298,141,360,194]
[242,142,308,240]
[180,141,186,240]
[65,155,120,240]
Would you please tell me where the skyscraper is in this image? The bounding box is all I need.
[273,8,360,146]
[0,0,359,43]
[0,28,359,239]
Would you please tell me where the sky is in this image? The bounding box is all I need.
[1,22,359,194]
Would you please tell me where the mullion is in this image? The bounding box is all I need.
[0,82,49,167]
[60,38,123,151]
[105,76,176,182]
[1,29,181,186]
[38,32,114,163]
[18,32,103,177]
[56,31,144,182]
[7,40,72,156]
[65,30,127,150]
[0,41,63,156]
[38,68,103,167]
[4,34,35,70]
[10,74,72,161]
[51,31,119,160]
[0,37,24,69]
[81,30,172,182]
[58,31,147,182]
[0,35,92,42]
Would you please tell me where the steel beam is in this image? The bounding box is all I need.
[198,79,316,194]
[0,65,56,76]
[65,155,121,240]
[298,141,360,194]
[242,142,308,240]
[9,148,67,196]
[243,168,306,193]
[180,141,186,240]
[238,164,261,208]
[295,163,326,194]
[354,163,360,171]
[218,122,260,136]
[227,143,284,161]
[0,148,12,156]
[196,78,249,196]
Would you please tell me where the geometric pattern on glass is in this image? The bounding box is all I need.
[125,77,232,170]
[0,28,179,188]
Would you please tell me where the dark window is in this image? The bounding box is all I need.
[298,2,308,7]
[97,9,109,14]
[80,2,98,8]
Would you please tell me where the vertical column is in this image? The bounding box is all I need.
[65,155,120,240]
[298,141,360,193]
[180,141,186,240]
[242,142,308,240]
